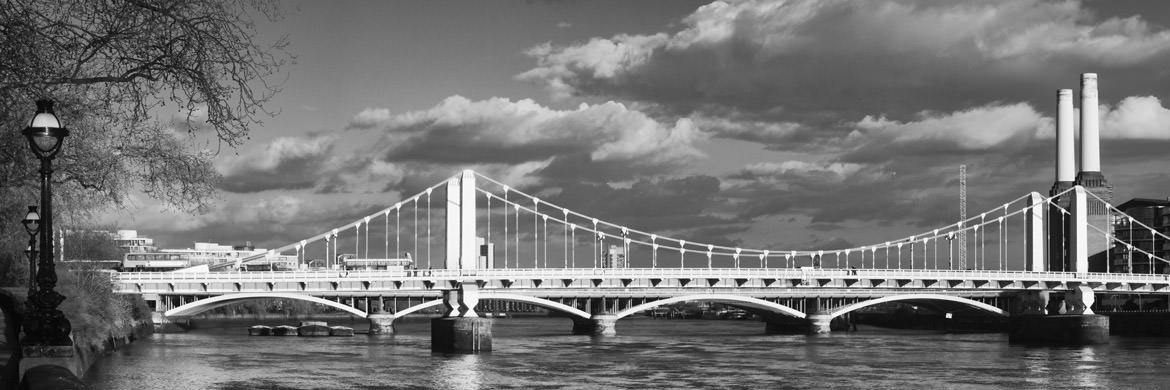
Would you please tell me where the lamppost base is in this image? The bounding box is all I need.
[21,344,73,358]
[18,344,80,385]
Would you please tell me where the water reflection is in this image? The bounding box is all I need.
[1072,347,1100,388]
[433,354,483,390]
[83,319,1170,390]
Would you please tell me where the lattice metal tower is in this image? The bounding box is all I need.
[958,165,967,269]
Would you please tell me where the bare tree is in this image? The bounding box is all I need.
[0,0,290,283]
[62,230,121,261]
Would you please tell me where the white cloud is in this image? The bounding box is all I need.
[348,108,393,129]
[851,103,1046,150]
[741,161,865,180]
[1103,96,1170,139]
[364,95,706,174]
[689,114,802,144]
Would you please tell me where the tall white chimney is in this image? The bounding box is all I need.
[1079,73,1100,173]
[1056,89,1075,183]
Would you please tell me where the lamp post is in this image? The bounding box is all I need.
[21,206,39,297]
[21,99,72,348]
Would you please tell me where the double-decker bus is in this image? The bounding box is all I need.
[339,254,413,271]
[121,252,194,272]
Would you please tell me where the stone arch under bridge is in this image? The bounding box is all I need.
[613,294,807,320]
[825,293,1009,319]
[164,292,368,318]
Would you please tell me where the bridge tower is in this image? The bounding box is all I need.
[445,170,478,271]
[959,164,967,269]
[434,169,492,353]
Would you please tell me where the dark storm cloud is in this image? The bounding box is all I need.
[519,0,1170,123]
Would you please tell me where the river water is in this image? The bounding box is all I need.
[83,317,1170,389]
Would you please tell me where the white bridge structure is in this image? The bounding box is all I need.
[114,170,1170,335]
[108,74,1170,339]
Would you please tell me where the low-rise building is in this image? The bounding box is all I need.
[114,230,157,253]
[1110,198,1170,274]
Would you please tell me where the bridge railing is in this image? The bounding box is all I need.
[112,268,1170,284]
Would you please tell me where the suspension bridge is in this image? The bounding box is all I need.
[111,170,1170,341]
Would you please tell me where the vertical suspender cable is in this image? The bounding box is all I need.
[504,190,509,269]
[426,191,431,268]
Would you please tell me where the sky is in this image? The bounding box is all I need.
[101,0,1170,256]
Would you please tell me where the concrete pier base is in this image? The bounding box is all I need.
[367,314,396,335]
[151,312,189,333]
[763,314,848,334]
[431,317,492,353]
[763,314,805,334]
[806,314,833,335]
[572,315,618,336]
[1009,315,1110,345]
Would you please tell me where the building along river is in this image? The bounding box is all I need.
[84,316,1170,389]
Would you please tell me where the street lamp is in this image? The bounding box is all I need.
[21,206,39,297]
[21,99,72,348]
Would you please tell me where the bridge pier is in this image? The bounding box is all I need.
[572,314,618,336]
[1009,286,1110,344]
[431,284,493,353]
[431,317,493,353]
[806,314,833,335]
[151,312,189,333]
[367,314,396,335]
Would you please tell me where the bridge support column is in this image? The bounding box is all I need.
[367,314,396,335]
[431,317,492,353]
[431,286,492,353]
[572,314,618,336]
[1016,291,1050,316]
[1010,286,1109,345]
[1025,192,1046,272]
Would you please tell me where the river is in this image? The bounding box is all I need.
[83,316,1170,389]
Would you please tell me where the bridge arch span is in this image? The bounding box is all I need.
[390,299,444,317]
[826,294,1008,319]
[614,294,806,320]
[164,292,367,318]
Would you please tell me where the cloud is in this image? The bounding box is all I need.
[689,113,803,145]
[537,175,752,242]
[1102,96,1170,139]
[347,108,393,130]
[556,21,572,29]
[217,134,337,193]
[737,161,868,182]
[843,102,1049,163]
[519,0,1170,120]
[316,158,407,194]
[357,95,706,182]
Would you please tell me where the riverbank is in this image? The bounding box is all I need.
[51,319,154,379]
[1105,312,1170,336]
